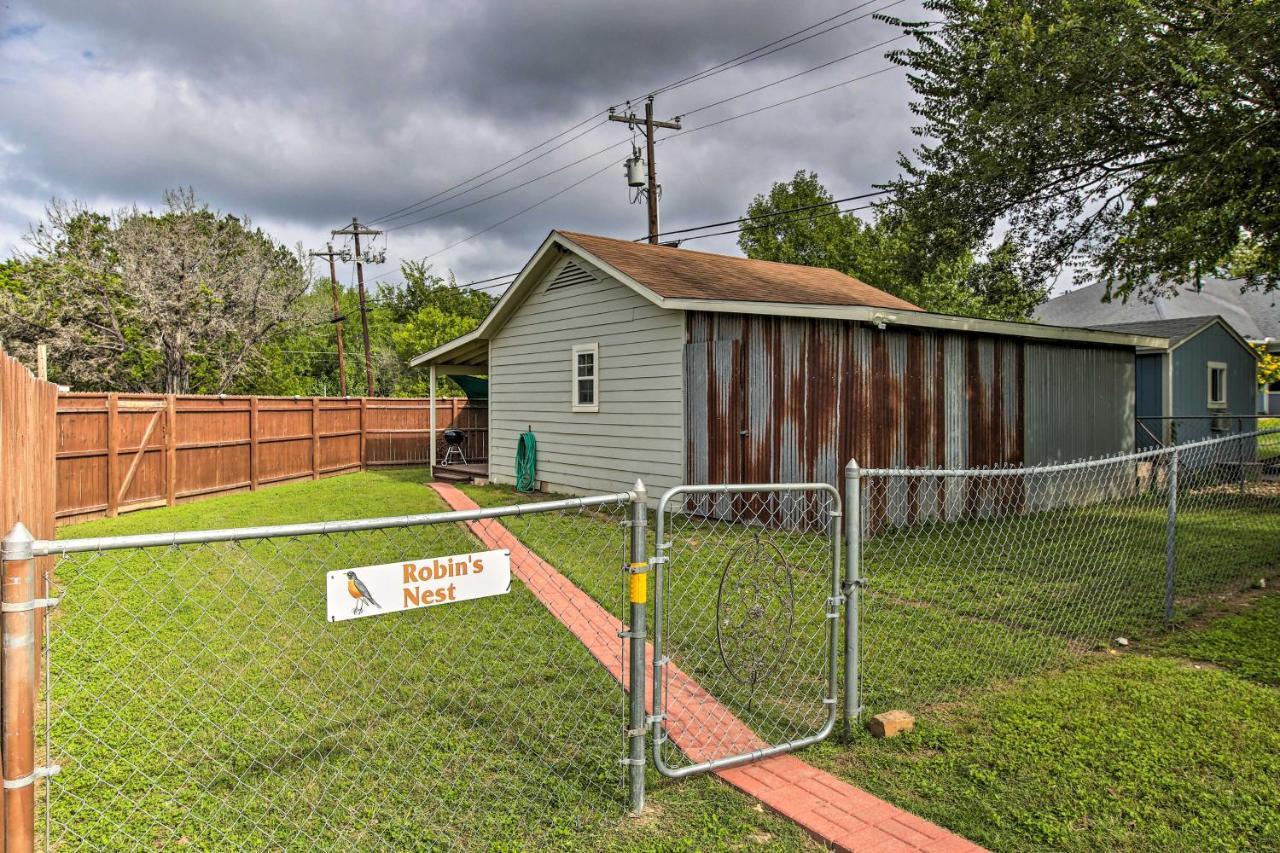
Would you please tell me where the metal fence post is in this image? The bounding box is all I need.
[1164,448,1179,623]
[2,523,38,853]
[625,480,648,814]
[843,460,862,732]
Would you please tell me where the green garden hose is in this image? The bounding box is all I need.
[515,429,537,492]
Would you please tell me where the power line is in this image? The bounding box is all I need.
[369,115,612,224]
[651,190,892,240]
[649,0,894,98]
[385,58,906,243]
[374,117,612,226]
[672,199,882,243]
[418,160,618,262]
[444,191,894,293]
[370,49,908,286]
[385,65,904,266]
[665,64,903,142]
[366,1,902,226]
[678,32,911,118]
[383,137,629,233]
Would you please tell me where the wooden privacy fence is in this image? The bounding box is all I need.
[0,348,58,845]
[55,394,487,524]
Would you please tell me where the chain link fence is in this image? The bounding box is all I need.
[653,485,841,776]
[10,430,1278,847]
[855,429,1280,714]
[34,495,635,850]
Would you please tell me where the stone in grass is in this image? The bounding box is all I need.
[868,710,914,739]
[1115,637,1130,647]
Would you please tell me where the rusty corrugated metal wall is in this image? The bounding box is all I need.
[685,312,1135,513]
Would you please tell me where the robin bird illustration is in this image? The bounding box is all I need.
[345,570,381,615]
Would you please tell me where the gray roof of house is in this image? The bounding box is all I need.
[1035,278,1279,342]
[1088,316,1218,347]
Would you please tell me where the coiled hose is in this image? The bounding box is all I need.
[515,428,537,492]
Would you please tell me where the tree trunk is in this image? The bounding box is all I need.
[164,347,188,395]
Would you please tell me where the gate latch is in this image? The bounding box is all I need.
[843,579,869,595]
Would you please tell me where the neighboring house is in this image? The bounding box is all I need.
[1036,279,1280,414]
[1089,317,1260,449]
[412,231,1165,497]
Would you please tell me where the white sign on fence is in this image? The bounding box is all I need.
[327,548,511,623]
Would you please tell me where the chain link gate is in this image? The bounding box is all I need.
[3,491,659,850]
[650,483,843,776]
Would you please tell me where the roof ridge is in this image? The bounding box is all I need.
[557,229,855,277]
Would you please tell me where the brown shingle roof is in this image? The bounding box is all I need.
[557,231,921,311]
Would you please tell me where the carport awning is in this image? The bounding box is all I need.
[409,329,488,373]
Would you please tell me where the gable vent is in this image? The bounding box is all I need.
[545,260,596,292]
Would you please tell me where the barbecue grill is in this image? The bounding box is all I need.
[441,428,467,466]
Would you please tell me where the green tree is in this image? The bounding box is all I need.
[2,190,312,392]
[738,171,1046,319]
[380,259,494,324]
[888,0,1280,299]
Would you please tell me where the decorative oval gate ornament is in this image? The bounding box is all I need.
[715,531,796,688]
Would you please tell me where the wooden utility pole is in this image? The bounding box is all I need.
[308,243,349,396]
[331,218,383,396]
[610,96,681,243]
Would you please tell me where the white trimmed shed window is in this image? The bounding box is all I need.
[572,343,599,412]
[1207,362,1227,409]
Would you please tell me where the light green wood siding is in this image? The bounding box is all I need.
[487,257,686,495]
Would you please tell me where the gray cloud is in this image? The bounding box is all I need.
[0,0,922,285]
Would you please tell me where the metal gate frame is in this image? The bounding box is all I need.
[650,482,843,778]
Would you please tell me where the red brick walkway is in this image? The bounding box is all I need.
[431,483,983,852]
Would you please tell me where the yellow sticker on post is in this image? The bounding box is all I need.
[327,548,510,622]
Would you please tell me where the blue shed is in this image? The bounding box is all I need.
[1091,316,1260,448]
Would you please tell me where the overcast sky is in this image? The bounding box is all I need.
[0,0,925,293]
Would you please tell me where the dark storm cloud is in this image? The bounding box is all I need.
[0,0,921,284]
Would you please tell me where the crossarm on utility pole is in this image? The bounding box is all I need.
[308,243,349,397]
[608,97,681,243]
[330,219,383,397]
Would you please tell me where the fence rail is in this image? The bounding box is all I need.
[18,490,635,850]
[55,393,487,523]
[850,428,1280,714]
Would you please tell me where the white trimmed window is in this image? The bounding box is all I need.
[572,343,599,412]
[1207,362,1227,409]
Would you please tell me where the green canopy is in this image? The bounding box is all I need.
[452,375,488,400]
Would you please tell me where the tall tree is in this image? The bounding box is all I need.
[375,261,494,396]
[888,0,1280,298]
[2,189,313,393]
[739,170,1046,320]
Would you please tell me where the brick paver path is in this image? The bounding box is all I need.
[431,483,984,852]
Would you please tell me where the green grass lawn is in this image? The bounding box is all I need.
[809,588,1280,851]
[1156,591,1280,686]
[46,469,818,851]
[1261,419,1280,460]
[46,468,1280,851]
[809,651,1280,851]
[463,480,1280,851]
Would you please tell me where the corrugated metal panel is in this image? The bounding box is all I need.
[1023,343,1134,466]
[688,312,1140,528]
